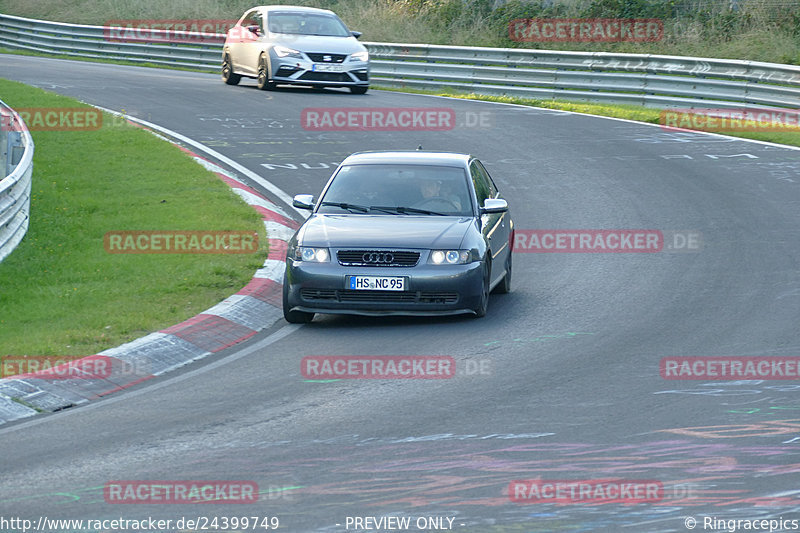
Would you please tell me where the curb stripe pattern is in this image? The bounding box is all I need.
[0,129,297,425]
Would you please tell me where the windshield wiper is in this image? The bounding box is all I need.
[369,205,447,216]
[319,201,369,213]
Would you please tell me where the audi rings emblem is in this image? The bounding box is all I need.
[363,252,394,264]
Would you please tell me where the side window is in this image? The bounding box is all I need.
[476,160,498,198]
[469,160,492,206]
[243,10,263,33]
[253,12,264,33]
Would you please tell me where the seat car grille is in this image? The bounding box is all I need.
[306,53,347,63]
[298,72,351,82]
[337,250,420,267]
[301,289,458,304]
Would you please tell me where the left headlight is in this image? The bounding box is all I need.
[293,246,330,262]
[429,250,470,265]
[349,51,369,62]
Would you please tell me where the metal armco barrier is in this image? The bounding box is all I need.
[1,13,799,111]
[0,99,34,263]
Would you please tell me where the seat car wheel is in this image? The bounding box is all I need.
[257,56,276,91]
[473,260,490,318]
[493,249,512,294]
[350,85,368,94]
[222,53,241,85]
[283,282,314,324]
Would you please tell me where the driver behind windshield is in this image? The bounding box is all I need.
[414,178,462,212]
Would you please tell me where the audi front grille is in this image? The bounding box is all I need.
[300,289,459,304]
[337,250,420,267]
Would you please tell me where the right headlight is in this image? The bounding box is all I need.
[292,246,330,262]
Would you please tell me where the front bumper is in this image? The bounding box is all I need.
[284,252,483,316]
[271,55,369,88]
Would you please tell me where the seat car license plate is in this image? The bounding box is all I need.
[312,63,344,72]
[348,276,405,291]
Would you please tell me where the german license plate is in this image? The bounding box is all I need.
[348,276,405,291]
[312,63,344,72]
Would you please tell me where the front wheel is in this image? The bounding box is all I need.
[222,53,241,85]
[350,85,368,94]
[257,56,276,91]
[473,261,490,318]
[494,249,512,294]
[283,282,314,323]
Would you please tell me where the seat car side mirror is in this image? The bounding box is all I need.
[351,31,362,39]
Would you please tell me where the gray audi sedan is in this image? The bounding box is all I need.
[282,151,513,323]
[222,6,369,93]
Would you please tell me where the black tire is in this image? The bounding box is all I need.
[257,55,276,91]
[222,53,241,85]
[283,282,314,324]
[494,249,512,294]
[473,260,490,318]
[350,85,368,94]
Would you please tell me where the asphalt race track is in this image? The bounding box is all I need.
[1,54,800,532]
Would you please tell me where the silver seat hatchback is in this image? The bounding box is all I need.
[222,5,370,94]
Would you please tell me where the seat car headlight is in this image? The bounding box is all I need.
[349,51,369,62]
[274,45,303,59]
[293,246,330,262]
[429,250,470,265]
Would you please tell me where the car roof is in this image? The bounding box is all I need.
[341,151,473,167]
[253,5,337,16]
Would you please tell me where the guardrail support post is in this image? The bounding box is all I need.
[8,131,24,173]
[0,112,7,175]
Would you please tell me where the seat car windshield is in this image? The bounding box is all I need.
[317,164,473,216]
[268,13,351,37]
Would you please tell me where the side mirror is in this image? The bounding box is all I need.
[293,194,315,210]
[247,25,260,35]
[351,31,362,39]
[480,198,508,214]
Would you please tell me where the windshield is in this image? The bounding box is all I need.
[317,164,473,216]
[267,12,351,37]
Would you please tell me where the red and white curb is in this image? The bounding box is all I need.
[0,119,302,424]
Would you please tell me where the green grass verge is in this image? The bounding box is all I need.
[4,46,796,149]
[0,78,266,357]
[380,86,800,149]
